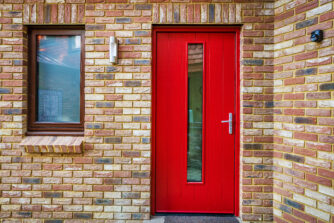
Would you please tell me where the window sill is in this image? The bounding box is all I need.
[20,136,84,153]
[26,131,84,136]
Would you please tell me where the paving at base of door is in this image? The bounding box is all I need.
[144,216,241,223]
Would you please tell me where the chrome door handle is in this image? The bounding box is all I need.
[221,113,232,134]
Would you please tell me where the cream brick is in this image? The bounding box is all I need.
[274,172,292,182]
[264,44,274,51]
[318,202,334,214]
[2,123,22,129]
[273,208,282,217]
[306,2,332,18]
[283,45,305,56]
[275,130,292,138]
[32,198,51,204]
[274,159,292,168]
[318,100,334,108]
[318,151,334,161]
[283,123,304,131]
[122,206,139,212]
[86,52,105,58]
[305,206,330,221]
[242,87,263,93]
[84,205,103,212]
[115,73,133,79]
[133,130,150,136]
[253,122,274,129]
[86,94,104,101]
[104,206,122,212]
[105,192,122,199]
[293,194,316,207]
[116,87,132,94]
[274,24,293,36]
[94,213,114,219]
[274,80,283,86]
[115,31,133,37]
[274,123,282,129]
[0,130,12,136]
[319,185,334,197]
[274,40,293,50]
[306,157,331,168]
[305,189,330,204]
[1,205,20,211]
[244,129,262,135]
[115,101,132,107]
[253,51,274,58]
[273,193,281,202]
[124,94,141,100]
[273,86,293,93]
[283,138,304,147]
[243,157,262,164]
[123,108,141,114]
[95,59,110,65]
[46,0,64,3]
[105,165,121,171]
[306,74,331,83]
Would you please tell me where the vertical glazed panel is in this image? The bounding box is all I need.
[187,44,203,182]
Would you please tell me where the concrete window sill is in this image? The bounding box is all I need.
[20,136,84,153]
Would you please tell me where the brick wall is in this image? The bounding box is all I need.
[273,0,334,222]
[0,0,276,221]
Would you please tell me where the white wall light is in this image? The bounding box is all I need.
[109,36,118,63]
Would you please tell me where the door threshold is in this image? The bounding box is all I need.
[146,215,241,223]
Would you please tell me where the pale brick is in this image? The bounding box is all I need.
[318,100,334,108]
[306,2,332,18]
[305,189,330,204]
[293,193,316,207]
[305,206,330,221]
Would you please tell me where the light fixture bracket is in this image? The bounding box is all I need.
[109,36,118,63]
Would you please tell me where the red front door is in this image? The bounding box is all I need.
[153,27,240,214]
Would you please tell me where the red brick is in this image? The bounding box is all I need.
[295,51,318,61]
[306,109,331,117]
[293,163,317,174]
[275,10,294,21]
[319,135,334,144]
[283,93,304,100]
[306,174,332,186]
[284,77,304,85]
[293,209,317,223]
[294,132,318,142]
[318,168,334,179]
[306,21,333,34]
[295,0,318,14]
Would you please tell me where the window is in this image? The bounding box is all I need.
[28,27,84,135]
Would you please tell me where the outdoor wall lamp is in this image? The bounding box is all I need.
[310,30,323,42]
[109,36,118,63]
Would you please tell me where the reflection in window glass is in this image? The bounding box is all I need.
[187,44,203,182]
[37,35,81,123]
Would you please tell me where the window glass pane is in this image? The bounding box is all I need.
[37,35,81,123]
[187,44,203,182]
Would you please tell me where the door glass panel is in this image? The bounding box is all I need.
[36,35,81,123]
[187,44,203,182]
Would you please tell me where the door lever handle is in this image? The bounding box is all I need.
[221,113,233,134]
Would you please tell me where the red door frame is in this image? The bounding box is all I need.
[151,26,241,216]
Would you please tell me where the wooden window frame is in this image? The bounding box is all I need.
[27,26,85,136]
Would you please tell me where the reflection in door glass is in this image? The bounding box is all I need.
[187,44,203,182]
